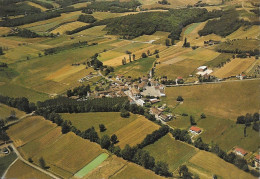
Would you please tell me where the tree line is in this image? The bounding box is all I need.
[7,28,41,38]
[67,84,91,98]
[236,112,260,132]
[82,0,141,13]
[77,14,97,23]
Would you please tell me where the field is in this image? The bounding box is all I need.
[51,21,88,35]
[165,80,260,120]
[26,1,47,11]
[74,153,109,178]
[61,112,138,137]
[212,57,256,78]
[205,53,233,67]
[187,151,255,179]
[7,116,56,147]
[111,162,165,179]
[0,103,26,119]
[113,57,156,78]
[6,160,50,179]
[0,152,17,176]
[7,116,105,178]
[216,39,259,52]
[132,31,170,45]
[226,25,260,40]
[144,134,198,172]
[115,115,160,148]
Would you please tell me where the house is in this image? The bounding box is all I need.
[189,126,201,134]
[159,114,173,122]
[116,75,124,81]
[131,88,141,99]
[141,76,149,82]
[234,147,248,157]
[138,82,147,90]
[150,98,160,104]
[255,155,260,167]
[197,66,207,72]
[196,66,213,76]
[150,107,163,119]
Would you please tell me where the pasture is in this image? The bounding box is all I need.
[0,152,17,176]
[212,58,256,78]
[187,151,255,179]
[144,134,198,172]
[61,112,138,137]
[6,160,51,179]
[111,162,165,179]
[113,57,156,78]
[115,115,160,148]
[0,103,26,119]
[165,80,260,120]
[216,39,259,52]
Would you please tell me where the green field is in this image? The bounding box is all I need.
[165,80,260,120]
[0,152,17,176]
[144,134,197,172]
[205,53,233,67]
[184,23,201,35]
[0,103,26,119]
[61,112,138,137]
[74,153,109,178]
[113,57,156,78]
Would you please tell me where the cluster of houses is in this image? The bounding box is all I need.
[204,40,221,46]
[78,72,99,83]
[196,66,213,76]
[149,107,173,122]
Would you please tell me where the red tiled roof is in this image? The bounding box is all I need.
[234,148,248,155]
[190,126,201,133]
[255,155,260,160]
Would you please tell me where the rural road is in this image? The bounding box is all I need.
[1,144,60,179]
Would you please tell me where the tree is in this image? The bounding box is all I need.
[176,96,183,102]
[156,54,159,58]
[190,115,196,125]
[200,113,206,119]
[133,54,136,61]
[39,157,46,169]
[111,134,118,144]
[244,126,247,137]
[120,109,130,118]
[99,124,106,132]
[165,39,170,46]
[0,47,3,55]
[121,144,135,161]
[100,135,111,149]
[28,157,33,163]
[154,161,172,177]
[129,54,132,62]
[178,165,188,176]
[183,37,190,47]
[141,52,148,58]
[61,121,71,134]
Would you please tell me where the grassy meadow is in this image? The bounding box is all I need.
[144,134,198,172]
[0,152,17,176]
[0,103,26,119]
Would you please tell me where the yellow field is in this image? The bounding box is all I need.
[76,25,107,36]
[6,160,51,179]
[7,116,56,147]
[115,115,160,148]
[51,21,88,34]
[0,103,26,119]
[26,1,47,11]
[70,2,89,8]
[213,58,256,78]
[0,27,11,36]
[188,151,255,179]
[104,44,167,67]
[226,25,260,40]
[8,116,104,178]
[165,80,260,120]
[111,162,165,179]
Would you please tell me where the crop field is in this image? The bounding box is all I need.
[144,134,198,172]
[6,160,50,179]
[0,27,10,36]
[8,116,104,178]
[226,25,260,40]
[111,162,165,179]
[51,21,88,35]
[165,80,260,120]
[113,57,156,78]
[20,11,82,34]
[61,112,138,137]
[216,39,259,52]
[212,57,256,78]
[7,116,56,147]
[70,2,89,8]
[75,25,107,36]
[187,151,255,179]
[115,115,160,148]
[74,153,109,178]
[0,152,17,176]
[83,155,127,179]
[26,1,47,11]
[0,103,26,119]
[204,53,233,67]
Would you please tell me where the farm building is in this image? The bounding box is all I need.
[197,66,213,76]
[197,66,207,72]
[189,126,202,134]
[150,98,160,104]
[159,114,173,122]
[131,88,141,99]
[150,107,163,119]
[233,147,248,157]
